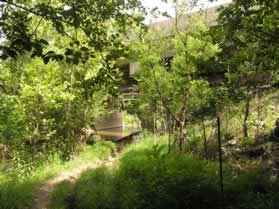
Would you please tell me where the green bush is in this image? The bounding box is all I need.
[116,149,221,209]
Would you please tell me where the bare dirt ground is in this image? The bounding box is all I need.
[31,154,118,209]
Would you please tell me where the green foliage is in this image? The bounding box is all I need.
[123,111,141,129]
[0,0,145,64]
[75,167,116,209]
[211,0,279,138]
[135,23,218,118]
[0,1,278,208]
[132,17,221,151]
[0,94,26,145]
[0,54,118,168]
[0,142,115,209]
[0,177,36,209]
[49,180,73,209]
[239,136,254,148]
[74,136,279,209]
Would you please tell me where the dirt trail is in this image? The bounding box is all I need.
[31,154,118,209]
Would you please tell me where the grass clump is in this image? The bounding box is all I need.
[75,167,116,209]
[49,180,73,209]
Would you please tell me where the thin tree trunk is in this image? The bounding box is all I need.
[178,125,183,154]
[168,133,178,154]
[178,119,186,154]
[162,105,167,134]
[202,119,208,160]
[167,114,172,152]
[31,140,35,164]
[243,97,251,138]
[217,116,224,208]
[82,105,88,143]
[153,115,156,135]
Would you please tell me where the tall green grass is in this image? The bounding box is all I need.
[49,180,73,209]
[73,135,279,209]
[0,141,116,209]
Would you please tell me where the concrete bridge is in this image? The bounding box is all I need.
[94,112,141,142]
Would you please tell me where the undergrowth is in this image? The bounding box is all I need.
[0,141,115,209]
[49,180,73,209]
[71,135,279,209]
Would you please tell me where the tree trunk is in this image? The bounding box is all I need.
[167,114,172,152]
[178,120,186,154]
[217,116,224,207]
[243,97,251,138]
[178,127,184,154]
[202,119,208,160]
[153,115,156,135]
[31,140,35,164]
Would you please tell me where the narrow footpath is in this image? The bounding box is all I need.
[31,154,118,209]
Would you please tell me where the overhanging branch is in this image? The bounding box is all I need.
[0,0,72,26]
